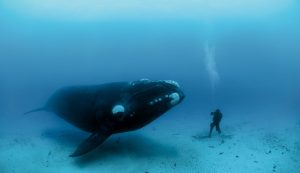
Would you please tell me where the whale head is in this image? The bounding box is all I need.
[112,79,185,131]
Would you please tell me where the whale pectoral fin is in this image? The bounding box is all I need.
[69,128,111,157]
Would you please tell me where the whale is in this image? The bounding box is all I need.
[25,79,185,157]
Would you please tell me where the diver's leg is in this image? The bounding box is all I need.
[209,123,214,137]
[216,123,221,134]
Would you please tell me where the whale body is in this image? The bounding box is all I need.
[26,79,185,157]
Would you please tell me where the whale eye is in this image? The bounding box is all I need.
[169,92,180,105]
[112,105,125,115]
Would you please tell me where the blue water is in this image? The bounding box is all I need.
[1,1,300,173]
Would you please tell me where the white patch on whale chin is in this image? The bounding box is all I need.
[169,92,180,105]
[112,105,125,115]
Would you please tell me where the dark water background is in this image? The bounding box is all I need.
[0,1,300,135]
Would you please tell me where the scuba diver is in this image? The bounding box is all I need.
[209,109,222,137]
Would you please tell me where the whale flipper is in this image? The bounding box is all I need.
[69,127,111,157]
[24,107,47,115]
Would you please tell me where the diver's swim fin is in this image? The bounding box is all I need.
[69,127,111,157]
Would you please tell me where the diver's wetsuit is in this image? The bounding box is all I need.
[209,110,222,137]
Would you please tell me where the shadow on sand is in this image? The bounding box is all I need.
[192,132,234,141]
[42,129,179,167]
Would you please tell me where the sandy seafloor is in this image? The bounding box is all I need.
[0,109,299,173]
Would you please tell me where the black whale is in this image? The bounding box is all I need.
[26,79,185,157]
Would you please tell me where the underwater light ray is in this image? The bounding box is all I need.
[1,0,295,21]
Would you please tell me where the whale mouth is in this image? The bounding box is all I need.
[148,92,181,106]
[129,79,184,107]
